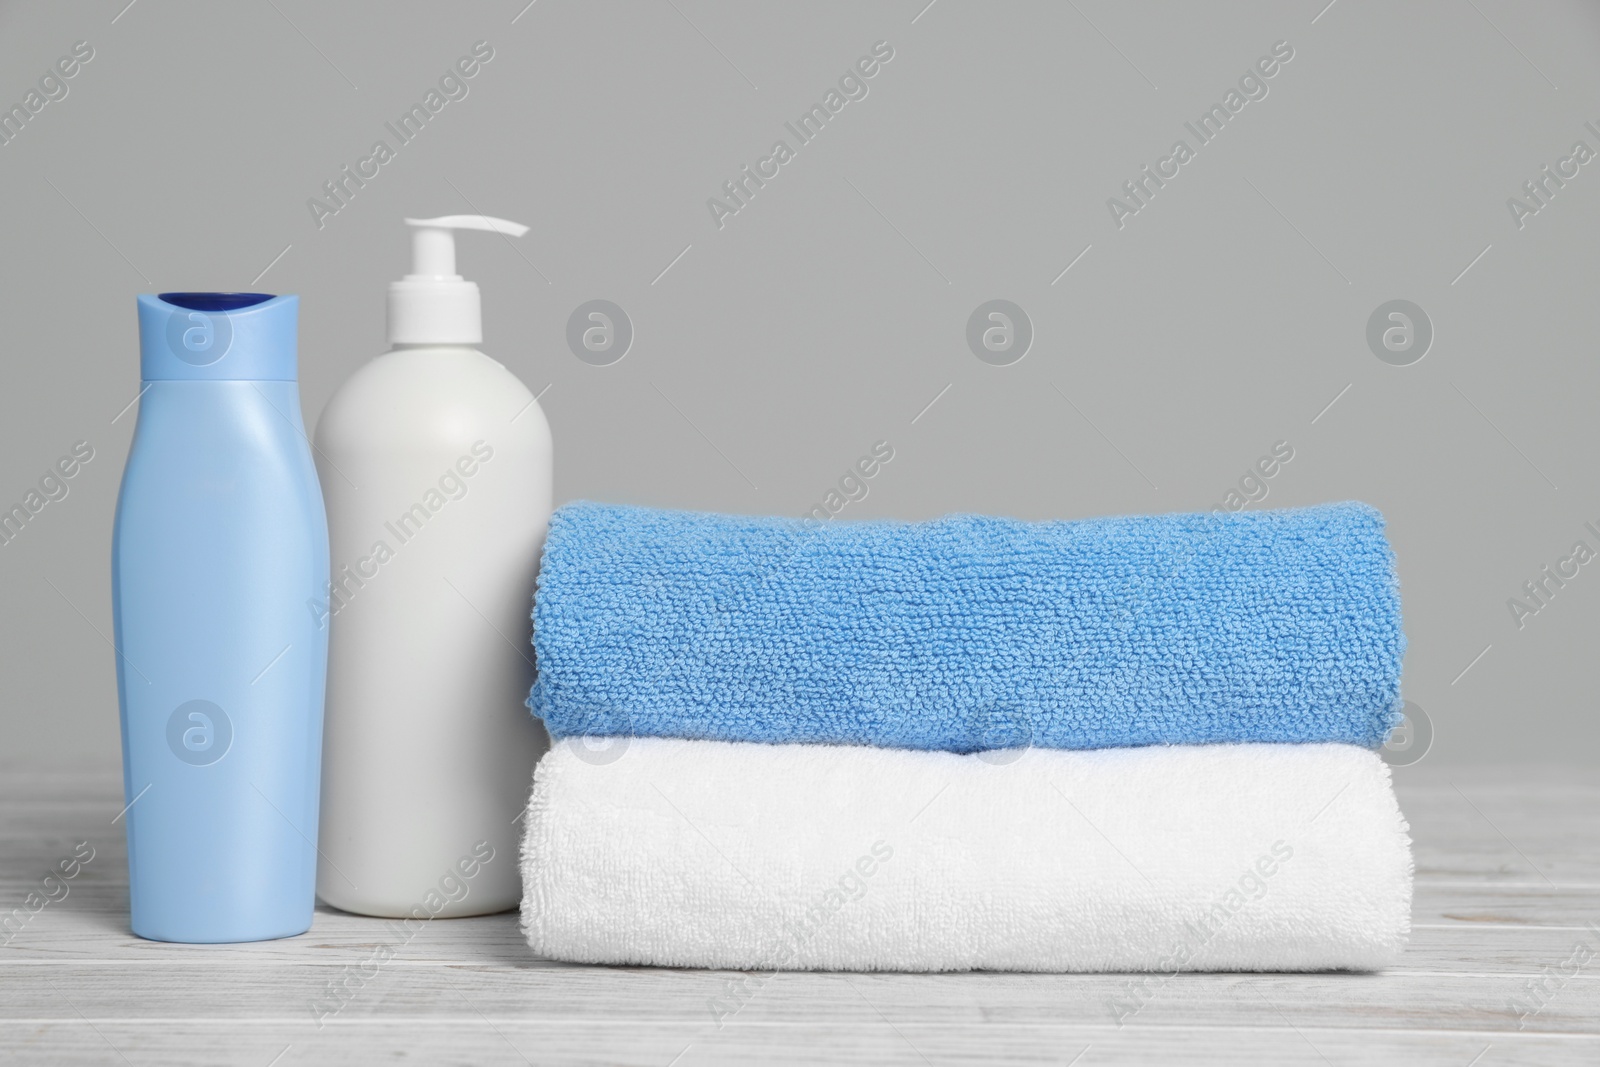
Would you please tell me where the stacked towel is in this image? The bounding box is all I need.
[521,740,1411,972]
[528,501,1404,749]
[522,501,1412,973]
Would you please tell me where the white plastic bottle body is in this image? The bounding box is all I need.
[314,346,550,917]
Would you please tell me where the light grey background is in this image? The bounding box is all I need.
[2,0,1596,772]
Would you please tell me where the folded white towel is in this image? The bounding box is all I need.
[520,739,1411,973]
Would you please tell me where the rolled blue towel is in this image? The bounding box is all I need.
[527,501,1404,752]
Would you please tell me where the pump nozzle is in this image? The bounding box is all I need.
[389,214,530,345]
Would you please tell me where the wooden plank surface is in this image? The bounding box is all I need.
[2,767,1597,1065]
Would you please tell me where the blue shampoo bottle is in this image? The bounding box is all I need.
[112,293,330,943]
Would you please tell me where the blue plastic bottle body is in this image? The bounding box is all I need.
[112,294,329,943]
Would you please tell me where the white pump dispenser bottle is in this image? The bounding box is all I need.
[315,215,551,917]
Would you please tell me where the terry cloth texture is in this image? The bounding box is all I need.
[520,738,1413,972]
[527,501,1405,751]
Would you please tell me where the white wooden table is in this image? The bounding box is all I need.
[3,766,1596,1065]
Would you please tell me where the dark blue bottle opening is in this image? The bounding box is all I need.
[159,292,275,312]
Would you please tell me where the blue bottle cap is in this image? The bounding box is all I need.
[137,293,300,381]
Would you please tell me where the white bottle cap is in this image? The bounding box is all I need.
[388,215,529,345]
